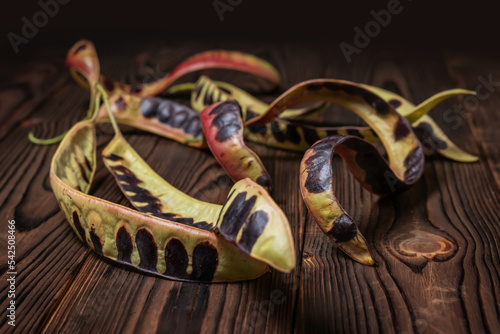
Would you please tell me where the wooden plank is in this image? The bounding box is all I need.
[0,48,69,141]
[444,54,500,191]
[0,81,92,333]
[0,41,499,334]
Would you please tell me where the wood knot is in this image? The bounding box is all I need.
[388,230,458,273]
[302,251,316,266]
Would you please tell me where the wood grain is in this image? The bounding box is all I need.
[0,40,499,334]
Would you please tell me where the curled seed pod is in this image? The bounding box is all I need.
[50,120,270,282]
[200,100,273,192]
[300,134,425,265]
[243,79,428,264]
[65,40,281,97]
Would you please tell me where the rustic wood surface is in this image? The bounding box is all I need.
[0,40,499,334]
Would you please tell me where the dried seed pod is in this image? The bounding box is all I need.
[96,94,206,148]
[103,128,294,272]
[242,79,429,264]
[300,135,421,265]
[200,100,273,192]
[50,120,271,282]
[66,40,280,97]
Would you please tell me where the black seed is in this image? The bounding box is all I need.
[337,83,390,115]
[169,107,189,128]
[108,165,213,230]
[304,153,332,194]
[270,120,286,142]
[245,109,258,121]
[238,211,269,253]
[304,136,347,194]
[394,117,411,141]
[302,126,321,146]
[371,98,390,115]
[339,84,360,96]
[190,242,218,281]
[157,101,173,123]
[103,154,123,161]
[184,116,203,136]
[135,229,158,271]
[89,228,103,254]
[72,211,86,241]
[158,213,195,226]
[209,101,242,142]
[140,97,160,118]
[78,162,89,184]
[345,128,361,137]
[256,175,272,191]
[219,192,257,241]
[413,122,447,150]
[116,227,133,263]
[193,82,202,98]
[114,97,127,111]
[388,99,402,109]
[203,90,214,106]
[247,124,268,135]
[344,137,400,194]
[328,214,358,242]
[284,123,302,144]
[110,165,141,186]
[83,155,92,172]
[164,238,189,278]
[403,146,424,183]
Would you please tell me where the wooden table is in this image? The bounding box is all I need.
[1,40,499,333]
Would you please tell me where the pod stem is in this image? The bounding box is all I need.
[167,82,196,94]
[184,138,202,143]
[96,83,122,137]
[29,87,100,145]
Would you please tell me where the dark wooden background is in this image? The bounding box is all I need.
[0,38,499,334]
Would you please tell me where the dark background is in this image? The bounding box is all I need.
[1,0,499,59]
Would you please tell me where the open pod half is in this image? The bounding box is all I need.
[50,120,271,282]
[102,130,295,273]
